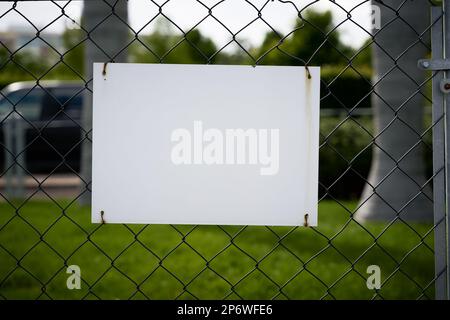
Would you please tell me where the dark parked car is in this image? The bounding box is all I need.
[0,81,84,174]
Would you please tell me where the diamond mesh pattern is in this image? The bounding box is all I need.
[0,0,442,300]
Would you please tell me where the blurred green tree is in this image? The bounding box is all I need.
[256,10,354,66]
[0,46,51,87]
[61,27,84,73]
[0,46,49,76]
[130,20,218,64]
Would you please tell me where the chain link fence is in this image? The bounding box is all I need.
[0,0,445,299]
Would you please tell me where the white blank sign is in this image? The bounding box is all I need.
[92,63,320,226]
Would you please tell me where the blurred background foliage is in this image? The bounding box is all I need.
[0,9,431,200]
[0,9,373,98]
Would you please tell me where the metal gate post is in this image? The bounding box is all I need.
[3,116,13,198]
[431,5,447,300]
[3,115,25,200]
[420,4,450,300]
[443,0,450,300]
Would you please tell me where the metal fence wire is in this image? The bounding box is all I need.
[0,0,447,300]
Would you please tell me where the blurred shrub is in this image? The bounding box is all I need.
[320,66,372,110]
[256,10,354,67]
[320,114,433,200]
[319,116,373,199]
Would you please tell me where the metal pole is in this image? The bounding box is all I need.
[3,117,13,198]
[443,0,450,299]
[432,5,447,300]
[15,117,25,199]
[3,114,26,200]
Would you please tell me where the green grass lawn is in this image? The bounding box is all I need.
[0,199,435,300]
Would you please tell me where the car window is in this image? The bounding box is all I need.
[0,89,43,122]
[40,87,83,121]
[0,93,15,121]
